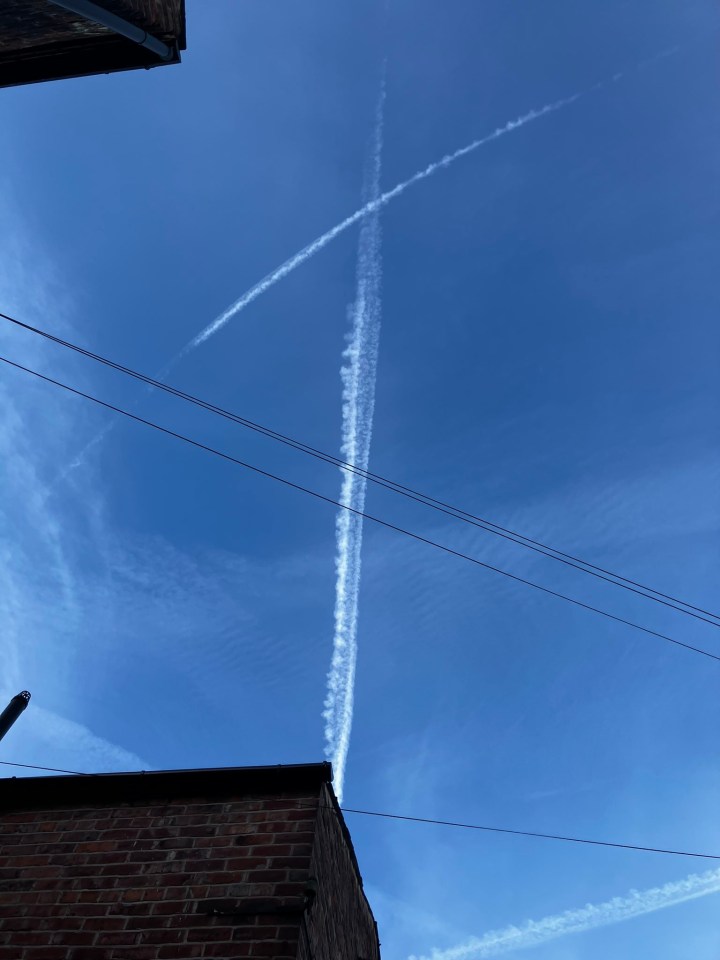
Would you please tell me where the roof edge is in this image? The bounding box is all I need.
[0,762,333,810]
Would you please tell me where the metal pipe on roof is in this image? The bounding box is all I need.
[46,0,174,62]
[0,691,31,745]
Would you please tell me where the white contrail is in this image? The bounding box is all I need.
[58,83,596,482]
[323,71,386,803]
[410,868,720,960]
[184,90,584,353]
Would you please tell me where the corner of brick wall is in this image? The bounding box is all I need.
[300,785,380,960]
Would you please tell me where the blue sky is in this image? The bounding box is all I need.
[1,1,720,957]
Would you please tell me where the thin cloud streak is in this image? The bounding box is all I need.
[411,868,720,959]
[324,70,386,803]
[184,91,582,352]
[22,706,150,774]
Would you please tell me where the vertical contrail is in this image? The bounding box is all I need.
[323,69,386,802]
[409,867,720,959]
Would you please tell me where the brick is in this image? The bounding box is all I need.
[248,941,294,957]
[154,872,192,887]
[250,844,292,857]
[50,932,96,946]
[219,858,266,871]
[138,928,184,944]
[76,841,117,853]
[24,950,67,959]
[95,930,138,946]
[156,837,187,849]
[124,915,166,931]
[266,857,307,870]
[157,946,203,959]
[98,863,137,877]
[4,854,47,867]
[202,945,252,958]
[103,950,156,960]
[141,888,165,901]
[0,917,36,931]
[186,926,234,941]
[232,926,282,941]
[4,931,53,946]
[81,916,126,931]
[101,830,140,842]
[165,895,196,911]
[67,950,111,960]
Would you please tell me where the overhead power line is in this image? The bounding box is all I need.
[0,759,88,776]
[2,309,719,629]
[336,806,720,861]
[0,759,717,861]
[2,352,719,665]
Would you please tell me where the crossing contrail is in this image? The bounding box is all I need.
[183,90,584,353]
[323,69,386,804]
[181,43,685,351]
[409,867,720,959]
[58,80,602,480]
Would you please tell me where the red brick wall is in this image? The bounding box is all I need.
[301,786,380,960]
[0,791,320,959]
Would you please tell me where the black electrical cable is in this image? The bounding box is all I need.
[336,806,720,861]
[0,759,95,775]
[1,352,719,665]
[2,309,718,629]
[0,760,717,861]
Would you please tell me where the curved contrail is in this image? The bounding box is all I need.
[182,91,582,353]
[323,69,386,803]
[410,867,720,959]
[185,43,685,351]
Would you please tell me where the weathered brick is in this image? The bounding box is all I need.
[185,926,234,942]
[202,945,252,958]
[0,771,378,959]
[156,946,203,959]
[66,950,111,960]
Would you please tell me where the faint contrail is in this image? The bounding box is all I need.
[48,358,178,487]
[410,867,720,960]
[183,89,585,353]
[323,69,386,803]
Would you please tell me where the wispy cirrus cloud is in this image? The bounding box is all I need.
[14,706,150,774]
[0,203,150,773]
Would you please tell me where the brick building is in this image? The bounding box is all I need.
[0,763,381,959]
[0,0,186,89]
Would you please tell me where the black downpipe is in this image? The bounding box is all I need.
[0,691,31,745]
